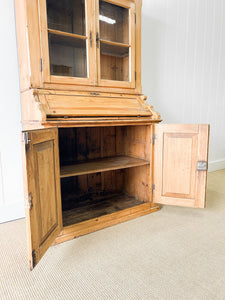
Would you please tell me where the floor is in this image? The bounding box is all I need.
[0,170,225,300]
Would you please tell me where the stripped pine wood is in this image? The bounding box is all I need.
[39,94,152,117]
[23,128,62,269]
[15,0,209,271]
[60,156,150,178]
[153,124,209,208]
[54,203,160,245]
[48,29,88,40]
[20,89,160,124]
[100,39,131,48]
[62,192,145,226]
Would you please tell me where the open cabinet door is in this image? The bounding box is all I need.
[21,128,62,270]
[153,124,209,208]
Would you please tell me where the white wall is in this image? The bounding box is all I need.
[0,0,225,223]
[142,0,225,171]
[0,0,24,223]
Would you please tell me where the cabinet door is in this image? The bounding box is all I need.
[96,0,136,88]
[39,0,94,86]
[153,124,209,208]
[22,128,62,269]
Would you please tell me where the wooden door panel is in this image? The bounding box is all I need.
[153,124,209,208]
[22,128,62,269]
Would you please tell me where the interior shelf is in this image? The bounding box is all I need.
[100,39,130,48]
[48,28,87,40]
[60,155,150,178]
[100,41,129,58]
[62,192,145,226]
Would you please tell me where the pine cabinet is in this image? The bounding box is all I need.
[16,0,209,270]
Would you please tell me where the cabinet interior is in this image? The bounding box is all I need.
[58,125,152,227]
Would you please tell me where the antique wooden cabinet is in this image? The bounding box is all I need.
[15,0,209,270]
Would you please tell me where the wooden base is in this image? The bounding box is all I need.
[53,202,160,245]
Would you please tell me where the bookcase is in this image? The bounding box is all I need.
[15,0,209,269]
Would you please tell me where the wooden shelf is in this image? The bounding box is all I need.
[60,155,150,178]
[48,28,87,40]
[100,41,129,58]
[62,192,145,226]
[100,39,130,48]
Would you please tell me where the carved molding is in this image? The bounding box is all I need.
[140,95,162,121]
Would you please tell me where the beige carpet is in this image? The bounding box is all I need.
[0,170,225,300]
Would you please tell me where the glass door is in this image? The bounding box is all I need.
[96,0,136,88]
[39,0,94,85]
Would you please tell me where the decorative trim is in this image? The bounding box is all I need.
[140,95,162,121]
[208,159,225,172]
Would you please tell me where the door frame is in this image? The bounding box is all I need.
[38,0,95,86]
[95,0,136,88]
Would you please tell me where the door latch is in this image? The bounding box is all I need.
[197,161,208,171]
[96,32,100,48]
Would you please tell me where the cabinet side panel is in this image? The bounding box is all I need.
[122,125,150,160]
[15,0,30,91]
[26,0,43,88]
[125,165,150,202]
[135,0,142,93]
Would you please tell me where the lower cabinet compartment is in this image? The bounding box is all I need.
[56,125,156,241]
[61,167,150,227]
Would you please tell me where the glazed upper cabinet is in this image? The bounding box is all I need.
[16,0,139,92]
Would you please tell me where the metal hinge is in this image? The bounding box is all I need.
[96,32,100,48]
[135,13,136,24]
[25,193,33,210]
[135,71,137,81]
[40,58,43,72]
[23,132,31,145]
[152,184,155,195]
[32,250,37,268]
[90,92,100,96]
[90,30,92,47]
[153,133,156,145]
[197,161,208,171]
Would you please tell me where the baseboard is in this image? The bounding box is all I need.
[208,159,225,172]
[0,202,25,224]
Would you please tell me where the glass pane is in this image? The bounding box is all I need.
[49,33,87,78]
[99,1,129,44]
[46,0,86,36]
[100,42,129,81]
